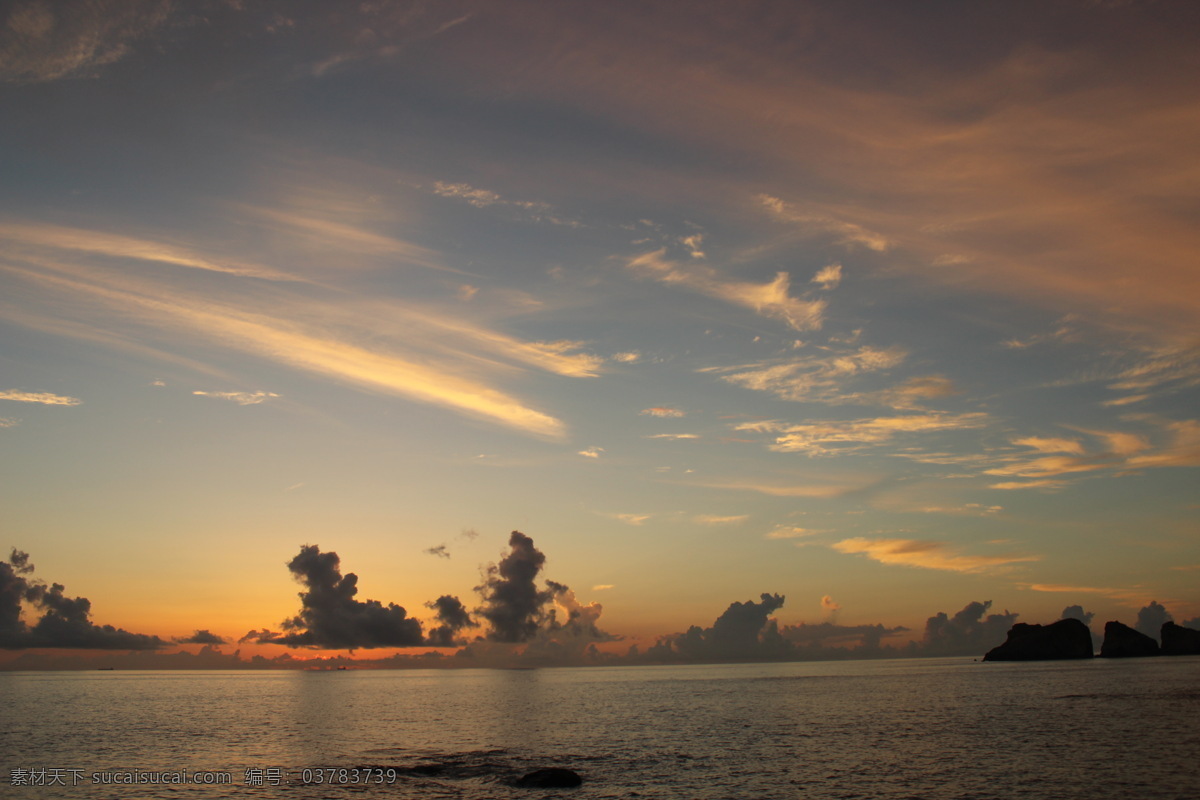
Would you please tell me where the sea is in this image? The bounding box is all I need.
[2,656,1197,800]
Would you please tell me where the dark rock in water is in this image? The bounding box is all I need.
[514,768,583,788]
[983,618,1093,661]
[408,764,444,776]
[1161,621,1200,656]
[1100,620,1160,658]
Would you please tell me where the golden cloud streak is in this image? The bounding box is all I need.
[0,222,300,282]
[738,413,989,456]
[239,207,460,274]
[0,260,568,440]
[1022,583,1157,608]
[832,537,1040,574]
[0,390,82,406]
[988,421,1199,484]
[627,249,825,332]
[478,7,1200,337]
[692,479,867,499]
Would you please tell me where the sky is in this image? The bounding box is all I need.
[1,0,1198,667]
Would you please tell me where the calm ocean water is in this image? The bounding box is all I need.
[2,656,1198,799]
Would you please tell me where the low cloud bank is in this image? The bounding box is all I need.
[914,600,1017,657]
[3,538,1192,669]
[0,549,165,650]
[174,629,228,645]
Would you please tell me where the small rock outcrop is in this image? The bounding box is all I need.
[1099,620,1160,658]
[514,768,583,788]
[1161,621,1200,656]
[983,618,1094,661]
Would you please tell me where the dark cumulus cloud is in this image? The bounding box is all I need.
[174,629,228,645]
[425,595,475,646]
[1,549,165,650]
[649,593,790,661]
[470,531,614,647]
[914,600,1017,656]
[1061,605,1095,626]
[243,545,424,650]
[476,531,557,643]
[1135,600,1172,641]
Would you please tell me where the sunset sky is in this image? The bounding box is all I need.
[1,0,1197,663]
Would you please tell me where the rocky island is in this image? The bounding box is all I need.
[1160,621,1200,656]
[984,619,1200,661]
[1099,621,1159,658]
[983,618,1093,661]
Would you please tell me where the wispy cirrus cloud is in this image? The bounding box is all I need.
[1037,340,1199,407]
[758,195,890,252]
[1001,318,1080,350]
[914,503,1002,516]
[988,479,1069,491]
[984,421,1199,487]
[689,478,871,499]
[0,0,170,83]
[1022,582,1158,608]
[693,514,748,525]
[1010,436,1086,456]
[237,207,458,275]
[0,253,572,440]
[0,222,301,283]
[364,3,1200,345]
[348,305,603,379]
[433,181,531,208]
[1106,342,1200,394]
[1100,394,1150,407]
[0,390,81,406]
[832,537,1040,574]
[1025,583,1121,594]
[626,249,825,332]
[680,234,705,259]
[810,263,843,289]
[641,406,685,418]
[702,346,952,409]
[1125,419,1200,470]
[736,413,989,457]
[765,526,823,540]
[599,512,649,526]
[192,391,280,406]
[868,376,963,411]
[550,6,1200,338]
[430,181,579,227]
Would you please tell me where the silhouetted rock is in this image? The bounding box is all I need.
[1100,620,1160,658]
[983,618,1094,661]
[1161,621,1200,656]
[514,768,583,788]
